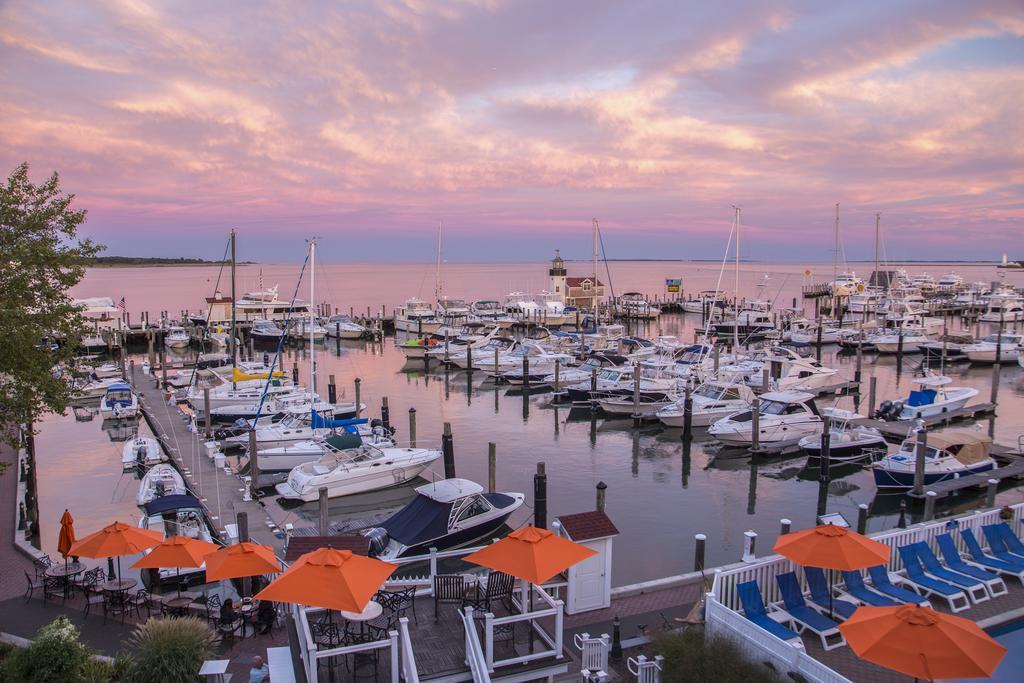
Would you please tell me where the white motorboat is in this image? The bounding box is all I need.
[596,394,673,417]
[540,353,628,388]
[325,315,367,339]
[436,298,473,323]
[709,390,823,448]
[831,272,864,297]
[394,298,442,334]
[446,337,519,369]
[287,318,328,341]
[362,479,525,560]
[979,294,1024,323]
[797,408,886,460]
[847,287,883,315]
[207,325,236,349]
[682,290,727,315]
[138,494,216,586]
[208,392,354,424]
[618,292,660,319]
[422,324,500,361]
[255,428,393,472]
[537,292,573,326]
[164,326,190,349]
[500,349,577,384]
[910,273,937,293]
[471,300,516,328]
[275,444,442,501]
[136,463,187,506]
[869,326,932,354]
[223,411,377,450]
[744,347,840,393]
[92,362,124,379]
[249,319,285,343]
[563,366,636,403]
[99,383,139,419]
[711,303,775,339]
[872,430,995,489]
[788,323,843,345]
[873,375,979,421]
[963,333,1023,364]
[937,272,964,291]
[121,436,164,471]
[73,374,127,400]
[656,381,755,428]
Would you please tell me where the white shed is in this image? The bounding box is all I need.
[554,510,618,615]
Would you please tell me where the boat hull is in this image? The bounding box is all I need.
[872,462,995,489]
[275,460,435,502]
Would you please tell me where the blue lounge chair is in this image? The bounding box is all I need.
[866,565,933,607]
[775,572,846,650]
[935,534,1010,596]
[803,567,858,619]
[839,570,904,607]
[911,541,998,602]
[984,523,1024,560]
[895,546,973,612]
[959,527,1024,582]
[735,580,802,645]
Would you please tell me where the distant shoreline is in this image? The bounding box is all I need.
[85,257,1010,267]
[82,256,253,267]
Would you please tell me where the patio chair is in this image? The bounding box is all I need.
[838,570,904,608]
[983,523,1024,561]
[81,573,107,621]
[433,574,466,622]
[892,547,971,612]
[129,589,152,619]
[865,565,935,607]
[311,619,343,648]
[378,586,417,624]
[201,593,222,629]
[905,542,991,603]
[468,571,515,615]
[735,580,802,645]
[958,527,1024,581]
[775,572,846,650]
[32,555,52,579]
[23,570,44,601]
[934,534,1009,597]
[802,568,858,620]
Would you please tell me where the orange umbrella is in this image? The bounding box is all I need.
[69,521,164,579]
[773,524,889,570]
[131,535,220,597]
[839,604,1006,681]
[57,509,76,559]
[254,548,396,613]
[463,526,597,585]
[204,542,280,582]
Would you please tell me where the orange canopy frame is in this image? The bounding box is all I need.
[254,548,396,613]
[839,604,1006,681]
[57,509,76,559]
[204,542,280,581]
[463,526,597,585]
[773,524,889,571]
[69,521,163,559]
[130,536,219,570]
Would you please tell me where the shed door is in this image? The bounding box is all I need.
[573,543,607,612]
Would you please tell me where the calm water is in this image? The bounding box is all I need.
[33,261,1024,586]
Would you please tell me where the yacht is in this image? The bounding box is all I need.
[164,326,190,349]
[136,463,187,506]
[92,362,124,379]
[538,293,573,326]
[208,392,358,424]
[618,292,660,320]
[910,273,937,293]
[422,324,499,361]
[797,408,886,460]
[655,381,755,427]
[919,335,974,363]
[249,319,285,343]
[436,298,473,323]
[563,366,635,403]
[540,353,627,388]
[847,288,883,315]
[962,333,1024,364]
[228,284,312,323]
[871,430,995,489]
[446,336,519,370]
[708,391,823,448]
[979,294,1024,323]
[728,347,840,394]
[711,303,775,340]
[363,478,525,561]
[138,494,216,586]
[121,436,164,471]
[324,315,367,339]
[937,272,964,291]
[471,300,515,328]
[868,324,932,354]
[788,322,844,345]
[99,383,139,419]
[831,272,864,297]
[682,290,727,315]
[873,375,979,421]
[504,292,543,321]
[255,427,394,471]
[287,318,327,341]
[394,298,442,334]
[275,444,442,501]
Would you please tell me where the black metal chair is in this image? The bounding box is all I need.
[217,614,244,644]
[81,573,107,621]
[129,589,152,620]
[201,593,222,629]
[32,556,52,580]
[384,586,417,624]
[433,574,466,622]
[23,570,44,601]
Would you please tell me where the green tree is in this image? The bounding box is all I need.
[0,163,102,443]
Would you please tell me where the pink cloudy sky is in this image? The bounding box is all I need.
[1,1,1022,261]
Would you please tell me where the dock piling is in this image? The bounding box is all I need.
[408,408,417,447]
[553,359,560,393]
[857,503,869,534]
[986,478,998,507]
[868,376,877,417]
[693,533,706,572]
[913,428,928,497]
[237,511,249,542]
[318,487,329,534]
[682,382,693,441]
[750,398,760,451]
[248,429,260,500]
[632,371,642,426]
[327,374,336,404]
[523,355,530,390]
[533,462,547,529]
[742,530,757,562]
[381,397,390,432]
[203,388,212,438]
[488,443,496,493]
[596,481,606,512]
[354,378,362,417]
[780,518,791,535]
[923,491,937,521]
[442,422,455,478]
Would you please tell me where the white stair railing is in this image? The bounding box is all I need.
[574,632,610,677]
[398,617,419,683]
[627,654,664,683]
[460,606,492,683]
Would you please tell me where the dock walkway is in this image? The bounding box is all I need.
[852,402,996,440]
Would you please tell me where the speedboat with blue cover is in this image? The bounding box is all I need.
[873,375,978,421]
[871,430,995,489]
[363,478,524,560]
[99,382,139,418]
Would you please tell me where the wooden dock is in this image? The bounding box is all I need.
[851,402,997,440]
[907,458,1024,499]
[130,365,314,550]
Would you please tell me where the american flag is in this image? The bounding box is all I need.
[117,297,126,311]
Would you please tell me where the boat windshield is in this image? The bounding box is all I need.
[598,370,623,381]
[695,385,724,400]
[760,400,802,415]
[898,442,941,460]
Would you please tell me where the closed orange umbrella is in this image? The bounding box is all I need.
[69,521,164,579]
[773,524,890,571]
[463,526,597,585]
[57,509,76,559]
[839,604,1006,681]
[131,535,220,597]
[254,548,396,613]
[204,542,280,581]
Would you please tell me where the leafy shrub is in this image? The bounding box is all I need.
[653,629,781,683]
[81,658,113,683]
[128,617,215,683]
[1,616,92,682]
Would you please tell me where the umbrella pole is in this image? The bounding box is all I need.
[828,569,833,621]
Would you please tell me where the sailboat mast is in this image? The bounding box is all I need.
[833,202,840,286]
[734,206,741,344]
[592,218,599,320]
[874,212,881,287]
[309,239,316,399]
[435,220,443,305]
[230,229,237,386]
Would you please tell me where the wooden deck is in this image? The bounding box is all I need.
[851,402,997,439]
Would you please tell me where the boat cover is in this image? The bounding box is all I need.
[324,433,363,450]
[232,368,285,382]
[311,411,367,433]
[927,430,992,465]
[143,494,203,516]
[380,494,452,545]
[907,389,937,406]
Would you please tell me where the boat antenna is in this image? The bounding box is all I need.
[435,220,443,306]
[592,218,599,321]
[230,229,237,387]
[309,238,317,399]
[873,212,881,288]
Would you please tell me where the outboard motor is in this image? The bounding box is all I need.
[873,400,892,420]
[364,527,389,557]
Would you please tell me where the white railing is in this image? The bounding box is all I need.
[627,654,664,683]
[460,606,492,683]
[397,616,419,683]
[574,632,610,675]
[481,582,564,672]
[292,604,400,683]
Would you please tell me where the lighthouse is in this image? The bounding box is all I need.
[549,250,568,302]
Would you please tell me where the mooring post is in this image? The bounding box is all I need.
[381,397,390,432]
[408,408,417,447]
[820,415,832,481]
[750,397,761,451]
[780,518,791,536]
[203,388,212,438]
[327,374,336,404]
[596,481,607,512]
[742,530,757,562]
[923,491,937,522]
[522,355,530,390]
[694,533,706,572]
[442,422,455,478]
[897,499,908,528]
[159,345,167,387]
[533,462,547,528]
[553,358,560,393]
[610,616,622,662]
[237,511,249,542]
[632,370,642,427]
[857,503,869,534]
[682,382,693,441]
[488,443,496,493]
[354,378,362,417]
[986,478,998,508]
[318,487,329,534]
[913,427,928,498]
[868,376,878,417]
[248,429,260,500]
[291,361,299,385]
[990,362,1000,406]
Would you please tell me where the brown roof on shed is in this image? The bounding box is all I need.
[566,277,603,287]
[284,534,368,562]
[557,511,618,541]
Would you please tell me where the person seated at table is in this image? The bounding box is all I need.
[254,599,276,635]
[220,597,238,625]
[249,655,269,683]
